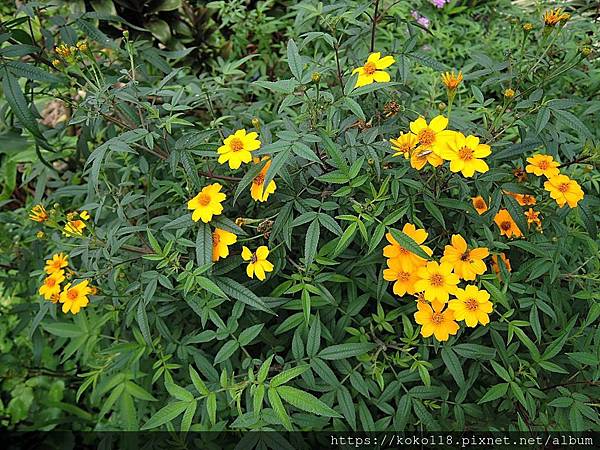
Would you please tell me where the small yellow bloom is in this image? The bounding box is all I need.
[76,41,88,52]
[390,132,417,159]
[471,196,488,215]
[383,223,432,271]
[29,204,49,222]
[448,285,493,327]
[525,208,542,229]
[523,23,533,32]
[494,209,523,238]
[352,52,395,88]
[52,59,62,68]
[409,115,454,167]
[36,231,45,239]
[440,234,489,281]
[59,280,92,315]
[414,261,460,304]
[217,129,261,170]
[250,157,277,202]
[55,44,73,58]
[79,210,90,220]
[544,174,584,208]
[187,183,226,223]
[39,271,65,300]
[505,191,537,206]
[63,219,86,236]
[439,132,491,177]
[44,253,68,275]
[212,228,237,262]
[503,88,515,98]
[441,70,463,91]
[414,300,459,342]
[544,8,571,27]
[525,154,560,178]
[241,246,274,281]
[383,258,420,296]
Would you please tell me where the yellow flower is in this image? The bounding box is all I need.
[544,8,570,27]
[59,280,92,315]
[390,132,417,159]
[44,253,68,275]
[212,228,237,262]
[448,285,493,327]
[414,261,459,304]
[544,174,584,208]
[441,70,463,91]
[187,183,226,223]
[525,154,560,178]
[79,210,90,220]
[503,88,515,98]
[409,115,454,167]
[250,157,277,202]
[241,246,274,281]
[439,132,491,177]
[383,258,419,296]
[63,219,86,236]
[414,300,459,342]
[36,231,45,239]
[383,223,432,271]
[491,253,512,279]
[523,23,533,32]
[217,129,261,169]
[440,234,489,281]
[29,204,49,222]
[55,44,73,59]
[525,208,542,229]
[52,59,62,68]
[494,209,523,238]
[76,41,88,52]
[352,52,395,88]
[505,191,537,206]
[471,196,488,215]
[39,271,65,300]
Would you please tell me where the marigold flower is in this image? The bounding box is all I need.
[505,191,537,206]
[212,228,237,262]
[241,246,274,281]
[440,234,489,281]
[441,70,463,91]
[503,88,515,99]
[187,183,226,223]
[448,285,493,327]
[439,132,491,177]
[409,115,454,167]
[390,132,417,159]
[250,157,277,202]
[44,253,69,275]
[39,271,65,300]
[414,261,459,304]
[59,280,92,315]
[80,210,90,220]
[383,258,420,296]
[217,129,261,170]
[494,209,523,238]
[414,300,459,342]
[525,154,560,178]
[471,196,488,215]
[525,208,542,229]
[63,219,86,236]
[29,204,49,222]
[544,174,584,208]
[544,8,570,27]
[352,52,395,88]
[383,223,432,270]
[491,253,512,277]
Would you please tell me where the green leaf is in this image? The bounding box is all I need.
[343,97,365,120]
[304,219,320,268]
[258,355,274,383]
[140,401,189,430]
[503,195,527,237]
[453,344,496,360]
[388,228,431,260]
[318,343,376,360]
[195,222,213,267]
[42,322,84,338]
[491,140,541,161]
[214,340,239,364]
[196,276,227,298]
[189,365,209,396]
[238,324,264,346]
[478,383,509,403]
[270,364,310,387]
[441,348,464,385]
[214,277,274,314]
[263,145,291,190]
[277,386,341,417]
[287,39,303,80]
[268,388,292,431]
[7,61,64,84]
[206,392,217,425]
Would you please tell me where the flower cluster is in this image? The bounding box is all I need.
[526,154,584,208]
[383,224,493,341]
[38,253,94,315]
[53,41,89,67]
[29,204,90,237]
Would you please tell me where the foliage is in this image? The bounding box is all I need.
[1,0,599,433]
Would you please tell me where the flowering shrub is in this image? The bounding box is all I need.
[1,0,599,434]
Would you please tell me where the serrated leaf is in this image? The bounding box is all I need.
[271,364,310,387]
[140,401,189,430]
[318,343,376,360]
[277,386,341,417]
[214,277,274,314]
[388,228,431,260]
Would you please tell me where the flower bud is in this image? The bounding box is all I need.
[122,30,129,39]
[251,117,260,129]
[311,72,321,83]
[523,23,533,32]
[580,46,591,57]
[438,102,447,111]
[503,88,515,99]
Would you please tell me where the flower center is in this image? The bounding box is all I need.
[417,128,435,146]
[197,193,211,206]
[230,138,244,152]
[475,200,485,209]
[46,278,56,287]
[363,61,377,75]
[558,183,569,193]
[430,273,444,287]
[398,271,410,282]
[67,289,78,301]
[251,253,258,264]
[465,298,479,311]
[212,232,220,246]
[458,146,474,161]
[538,160,549,170]
[460,251,471,262]
[254,173,265,185]
[432,312,444,324]
[500,221,512,231]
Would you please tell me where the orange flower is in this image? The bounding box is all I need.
[525,154,560,178]
[494,209,522,238]
[414,300,459,342]
[505,191,536,206]
[524,208,542,229]
[383,259,420,296]
[544,174,584,208]
[383,223,432,271]
[471,196,488,215]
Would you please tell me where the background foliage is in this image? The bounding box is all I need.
[1,0,599,434]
